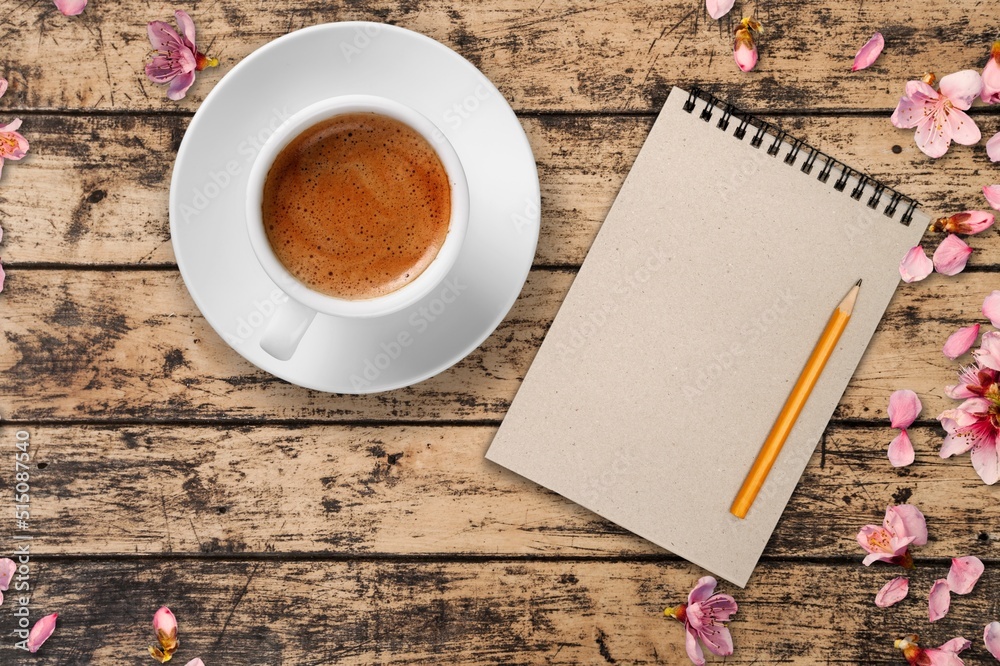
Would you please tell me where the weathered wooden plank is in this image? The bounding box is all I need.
[0,269,993,421]
[0,558,994,664]
[0,0,995,114]
[1,113,994,267]
[6,423,998,560]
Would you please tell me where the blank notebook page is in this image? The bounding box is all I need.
[486,86,928,587]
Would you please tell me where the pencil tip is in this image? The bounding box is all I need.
[855,278,863,287]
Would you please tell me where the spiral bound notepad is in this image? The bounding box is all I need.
[486,87,929,587]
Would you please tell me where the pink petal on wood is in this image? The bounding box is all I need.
[945,108,982,146]
[0,78,7,100]
[989,132,1000,162]
[985,186,1000,211]
[27,613,57,653]
[875,577,909,607]
[852,33,884,71]
[971,440,1000,485]
[985,622,1000,660]
[900,245,933,282]
[185,660,205,666]
[984,291,1000,328]
[888,389,922,429]
[52,0,86,15]
[929,580,951,622]
[943,324,980,359]
[0,558,14,592]
[705,0,735,20]
[888,430,915,467]
[977,331,1000,372]
[933,234,973,276]
[947,556,984,595]
[939,70,984,110]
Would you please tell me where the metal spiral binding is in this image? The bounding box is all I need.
[682,87,919,226]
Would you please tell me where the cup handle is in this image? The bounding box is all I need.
[259,299,317,361]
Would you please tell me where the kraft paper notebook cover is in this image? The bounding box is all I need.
[485,87,929,587]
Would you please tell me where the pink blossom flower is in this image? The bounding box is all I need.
[875,577,909,607]
[985,186,1000,211]
[930,211,995,235]
[933,234,973,276]
[150,606,179,663]
[899,245,933,282]
[938,372,1000,484]
[0,558,15,605]
[985,622,1000,660]
[733,18,762,73]
[976,331,1000,372]
[946,362,998,400]
[929,579,951,621]
[944,325,980,360]
[146,11,219,101]
[0,117,29,182]
[889,389,922,428]
[856,504,927,568]
[947,556,984,595]
[891,71,983,158]
[705,0,735,20]
[664,576,738,666]
[983,41,1000,104]
[989,132,1000,162]
[53,0,86,15]
[896,635,970,666]
[27,613,57,653]
[852,33,884,71]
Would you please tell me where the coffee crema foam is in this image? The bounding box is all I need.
[262,112,451,300]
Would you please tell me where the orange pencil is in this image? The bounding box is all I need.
[730,279,862,519]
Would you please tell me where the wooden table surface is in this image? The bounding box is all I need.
[1,0,998,663]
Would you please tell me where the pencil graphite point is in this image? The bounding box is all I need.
[855,278,862,287]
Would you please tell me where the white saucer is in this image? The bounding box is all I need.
[169,22,540,394]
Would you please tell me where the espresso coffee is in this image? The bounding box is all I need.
[262,112,452,300]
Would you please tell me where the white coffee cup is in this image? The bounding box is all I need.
[245,95,470,361]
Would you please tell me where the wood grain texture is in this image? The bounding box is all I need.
[1,0,998,113]
[2,114,997,267]
[7,423,999,560]
[1,558,995,665]
[0,268,992,422]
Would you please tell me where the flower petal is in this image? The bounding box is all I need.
[970,439,1000,485]
[875,577,909,607]
[52,0,86,15]
[699,623,734,657]
[0,78,7,100]
[185,660,205,666]
[147,21,185,52]
[984,292,1000,328]
[685,626,706,666]
[0,558,15,591]
[985,186,1000,212]
[174,10,197,48]
[734,41,757,72]
[899,245,933,282]
[27,613,57,653]
[935,210,996,234]
[687,576,717,605]
[852,33,884,71]
[166,70,197,101]
[934,234,973,276]
[0,260,5,294]
[914,114,952,158]
[939,70,984,110]
[888,430,915,467]
[989,132,1000,162]
[889,389,922,428]
[944,325,980,359]
[887,504,928,546]
[946,556,984,595]
[945,108,981,146]
[985,622,1000,660]
[936,636,972,655]
[975,331,1000,371]
[929,579,951,622]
